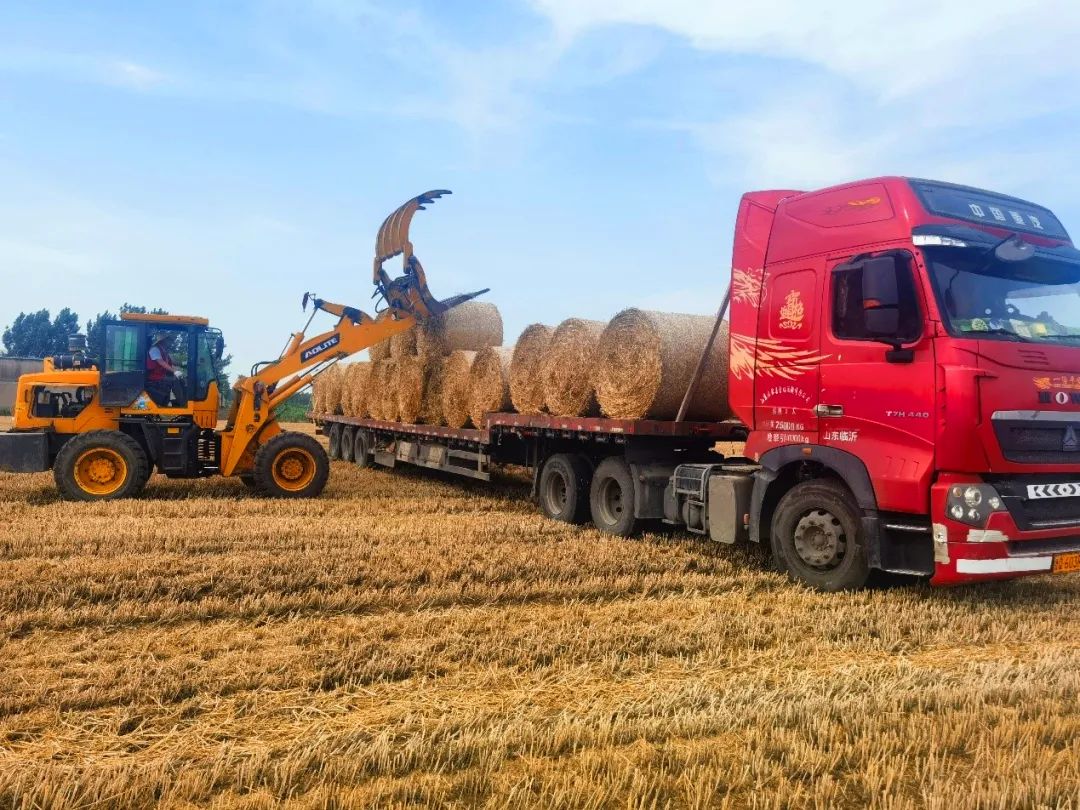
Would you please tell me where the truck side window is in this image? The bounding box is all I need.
[832,257,922,342]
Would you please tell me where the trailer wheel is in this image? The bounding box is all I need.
[252,432,330,498]
[54,430,149,502]
[770,479,869,591]
[589,457,637,537]
[353,430,372,469]
[539,453,591,524]
[340,427,355,463]
[327,423,343,460]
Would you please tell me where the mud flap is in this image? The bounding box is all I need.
[0,432,49,472]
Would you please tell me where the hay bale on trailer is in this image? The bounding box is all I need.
[419,356,448,425]
[540,318,605,417]
[389,327,418,359]
[509,323,552,414]
[369,359,399,421]
[441,350,478,428]
[416,301,503,357]
[321,365,347,415]
[369,339,392,362]
[341,362,372,418]
[594,308,731,421]
[468,346,513,427]
[396,355,431,424]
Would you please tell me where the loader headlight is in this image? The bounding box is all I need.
[947,484,1005,528]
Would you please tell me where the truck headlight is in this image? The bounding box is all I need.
[947,484,1005,528]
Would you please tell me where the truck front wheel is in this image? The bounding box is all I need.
[539,453,591,524]
[589,457,637,536]
[770,479,869,591]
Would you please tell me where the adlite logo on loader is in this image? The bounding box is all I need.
[301,334,341,362]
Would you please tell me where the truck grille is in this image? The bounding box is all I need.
[992,412,1080,464]
[987,476,1080,531]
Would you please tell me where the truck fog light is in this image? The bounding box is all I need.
[988,496,1002,510]
[950,504,965,520]
[964,486,983,507]
[944,483,1005,528]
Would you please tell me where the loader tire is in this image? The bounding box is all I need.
[54,430,149,502]
[252,432,330,499]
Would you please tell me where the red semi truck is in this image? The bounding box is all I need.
[315,176,1080,590]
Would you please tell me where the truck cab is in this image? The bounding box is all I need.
[728,177,1080,586]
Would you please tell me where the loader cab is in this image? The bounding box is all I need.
[101,313,224,419]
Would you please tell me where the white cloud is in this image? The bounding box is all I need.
[110,60,166,90]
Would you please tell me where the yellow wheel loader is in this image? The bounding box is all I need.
[0,190,484,500]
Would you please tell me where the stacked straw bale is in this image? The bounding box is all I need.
[369,359,399,421]
[468,346,513,427]
[540,319,605,416]
[416,301,503,357]
[594,309,730,421]
[389,327,418,359]
[441,350,478,428]
[419,357,447,425]
[509,324,552,414]
[369,339,391,362]
[321,365,347,415]
[341,362,372,418]
[311,374,327,414]
[396,355,430,424]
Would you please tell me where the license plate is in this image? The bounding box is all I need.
[1052,552,1080,574]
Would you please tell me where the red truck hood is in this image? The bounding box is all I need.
[976,339,1080,473]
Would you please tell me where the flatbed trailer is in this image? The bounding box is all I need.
[313,411,752,537]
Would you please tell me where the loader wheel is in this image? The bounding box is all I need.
[353,430,372,468]
[253,433,329,498]
[539,453,591,524]
[54,430,149,502]
[770,480,869,591]
[327,423,343,460]
[340,427,355,463]
[589,457,637,537]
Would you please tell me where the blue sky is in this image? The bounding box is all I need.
[3,0,1079,372]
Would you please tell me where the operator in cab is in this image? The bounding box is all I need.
[146,332,186,407]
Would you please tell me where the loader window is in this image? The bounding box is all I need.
[100,323,146,407]
[104,324,141,373]
[194,330,220,401]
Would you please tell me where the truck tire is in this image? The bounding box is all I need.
[770,479,869,591]
[340,427,355,463]
[54,430,149,502]
[252,432,330,498]
[327,423,343,460]
[589,456,637,537]
[538,453,591,524]
[353,430,372,468]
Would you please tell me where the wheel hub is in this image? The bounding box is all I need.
[88,458,118,483]
[792,509,845,569]
[279,457,305,481]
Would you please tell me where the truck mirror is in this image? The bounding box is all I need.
[861,256,901,338]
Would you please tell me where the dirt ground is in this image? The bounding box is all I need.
[0,416,1078,808]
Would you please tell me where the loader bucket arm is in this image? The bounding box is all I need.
[373,190,486,320]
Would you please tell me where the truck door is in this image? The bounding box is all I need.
[818,251,936,514]
[753,264,824,445]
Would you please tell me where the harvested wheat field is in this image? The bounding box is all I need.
[0,420,1078,808]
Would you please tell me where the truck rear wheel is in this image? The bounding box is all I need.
[327,423,343,460]
[54,430,149,502]
[770,479,869,591]
[253,433,330,498]
[539,453,591,524]
[353,430,372,468]
[589,457,637,536]
[340,427,355,463]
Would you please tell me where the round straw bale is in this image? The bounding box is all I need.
[416,301,503,357]
[540,318,605,416]
[420,356,448,425]
[469,346,514,427]
[389,326,418,359]
[441,350,478,428]
[322,365,347,415]
[396,355,431,424]
[311,374,327,414]
[341,361,371,418]
[368,359,397,421]
[369,339,391,362]
[594,309,731,421]
[509,323,552,414]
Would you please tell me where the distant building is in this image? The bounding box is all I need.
[0,357,43,411]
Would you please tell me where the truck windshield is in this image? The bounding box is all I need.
[925,248,1080,345]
